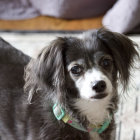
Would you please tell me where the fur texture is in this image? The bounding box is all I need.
[0,29,139,140]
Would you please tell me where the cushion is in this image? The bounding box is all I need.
[0,0,116,20]
[102,0,140,34]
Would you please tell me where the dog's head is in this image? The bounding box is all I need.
[24,29,138,108]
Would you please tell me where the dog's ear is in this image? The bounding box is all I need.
[36,38,66,86]
[24,37,67,103]
[97,28,139,90]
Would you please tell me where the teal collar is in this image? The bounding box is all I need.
[53,103,112,134]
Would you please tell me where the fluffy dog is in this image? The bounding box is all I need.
[0,29,138,140]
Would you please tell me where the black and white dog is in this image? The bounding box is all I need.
[0,29,139,140]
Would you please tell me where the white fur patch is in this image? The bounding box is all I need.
[74,95,112,125]
[75,68,113,100]
[90,132,101,140]
[74,68,113,126]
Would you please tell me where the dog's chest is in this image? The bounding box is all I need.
[74,98,110,124]
[73,98,110,140]
[89,132,101,140]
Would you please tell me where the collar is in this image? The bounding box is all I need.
[53,103,112,134]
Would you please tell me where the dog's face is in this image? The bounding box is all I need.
[65,38,115,101]
[25,29,138,108]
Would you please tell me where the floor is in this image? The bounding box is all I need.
[0,16,103,31]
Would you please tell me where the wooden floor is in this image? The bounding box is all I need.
[0,16,103,31]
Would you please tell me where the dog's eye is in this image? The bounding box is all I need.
[71,65,83,75]
[100,58,112,68]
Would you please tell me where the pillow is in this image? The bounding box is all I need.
[102,0,140,34]
[0,0,116,20]
[30,0,116,19]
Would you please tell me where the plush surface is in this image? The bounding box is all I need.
[102,0,140,34]
[0,32,140,140]
[0,0,116,20]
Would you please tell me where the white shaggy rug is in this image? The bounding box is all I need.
[0,31,140,140]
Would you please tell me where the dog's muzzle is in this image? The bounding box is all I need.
[91,80,108,99]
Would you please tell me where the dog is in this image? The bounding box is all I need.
[0,28,139,140]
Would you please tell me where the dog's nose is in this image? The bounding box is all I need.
[92,80,106,93]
